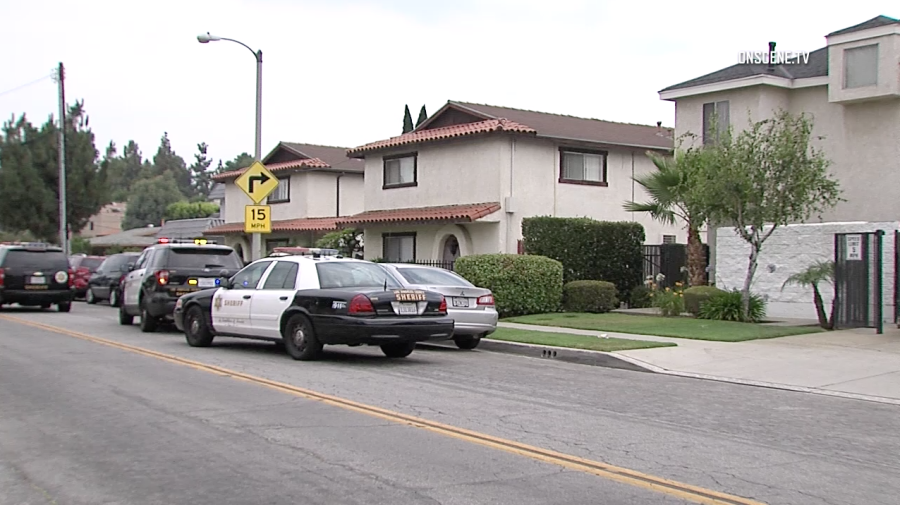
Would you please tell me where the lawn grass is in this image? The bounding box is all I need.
[487,327,676,352]
[502,312,824,342]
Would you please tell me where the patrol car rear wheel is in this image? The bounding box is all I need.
[57,302,71,313]
[139,301,158,333]
[184,305,214,347]
[381,342,416,358]
[283,314,322,361]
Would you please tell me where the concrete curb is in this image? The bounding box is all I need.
[418,339,900,407]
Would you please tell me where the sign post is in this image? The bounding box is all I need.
[235,161,279,255]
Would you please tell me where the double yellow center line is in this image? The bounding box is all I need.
[0,314,766,505]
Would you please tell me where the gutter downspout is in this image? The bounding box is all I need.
[507,137,516,253]
[335,173,344,216]
[631,150,635,221]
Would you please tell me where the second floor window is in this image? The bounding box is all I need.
[844,44,878,89]
[702,101,729,146]
[269,177,290,203]
[383,154,417,188]
[559,149,607,185]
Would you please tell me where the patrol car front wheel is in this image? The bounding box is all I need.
[184,306,214,347]
[283,314,322,361]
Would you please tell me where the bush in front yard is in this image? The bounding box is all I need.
[454,254,563,317]
[629,284,652,308]
[697,290,766,323]
[521,217,644,304]
[683,285,725,315]
[562,280,618,313]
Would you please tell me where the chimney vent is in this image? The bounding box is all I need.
[656,121,662,128]
[767,41,776,71]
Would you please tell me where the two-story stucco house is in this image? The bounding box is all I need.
[659,14,900,277]
[337,101,680,263]
[204,142,364,259]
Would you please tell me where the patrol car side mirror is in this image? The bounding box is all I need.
[126,263,136,271]
[221,277,234,289]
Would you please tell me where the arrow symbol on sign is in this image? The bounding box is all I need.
[248,173,271,193]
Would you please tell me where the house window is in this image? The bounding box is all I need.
[89,222,94,231]
[383,154,417,188]
[382,233,416,262]
[559,149,607,186]
[662,235,676,244]
[268,177,290,203]
[702,101,730,146]
[844,44,878,89]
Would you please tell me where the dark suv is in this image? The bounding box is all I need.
[0,242,75,312]
[119,238,244,332]
[85,252,140,306]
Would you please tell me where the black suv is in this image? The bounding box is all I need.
[0,242,74,312]
[119,238,244,332]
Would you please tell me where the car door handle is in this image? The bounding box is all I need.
[243,295,252,299]
[279,296,288,301]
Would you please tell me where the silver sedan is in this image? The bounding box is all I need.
[378,263,498,349]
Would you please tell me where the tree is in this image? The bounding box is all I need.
[782,261,835,330]
[122,172,184,229]
[623,147,713,287]
[695,110,842,320]
[218,152,254,174]
[416,105,428,127]
[315,228,363,258]
[164,201,219,220]
[402,104,414,133]
[0,101,108,242]
[150,132,191,197]
[189,142,213,198]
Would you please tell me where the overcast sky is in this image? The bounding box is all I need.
[1,0,896,167]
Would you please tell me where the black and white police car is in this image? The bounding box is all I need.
[173,247,455,361]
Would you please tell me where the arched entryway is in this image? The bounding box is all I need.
[442,235,461,262]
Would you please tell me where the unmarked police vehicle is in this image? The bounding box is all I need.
[0,242,74,312]
[119,238,244,332]
[173,247,455,361]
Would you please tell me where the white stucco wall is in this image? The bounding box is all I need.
[715,221,898,322]
[362,222,500,261]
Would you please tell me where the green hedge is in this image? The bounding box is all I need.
[562,280,618,313]
[629,284,652,308]
[521,217,644,302]
[454,254,563,317]
[683,286,725,315]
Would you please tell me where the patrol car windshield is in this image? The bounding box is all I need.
[3,250,69,270]
[165,248,243,269]
[316,262,401,289]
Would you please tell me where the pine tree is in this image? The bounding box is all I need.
[402,105,414,133]
[189,142,213,198]
[416,105,428,127]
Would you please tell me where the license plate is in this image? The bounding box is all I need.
[396,303,418,315]
[29,276,46,284]
[198,278,217,288]
[452,297,469,308]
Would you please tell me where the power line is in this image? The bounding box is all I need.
[0,74,52,98]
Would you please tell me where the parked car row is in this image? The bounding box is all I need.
[53,239,499,360]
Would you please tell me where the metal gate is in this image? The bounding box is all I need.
[833,231,883,333]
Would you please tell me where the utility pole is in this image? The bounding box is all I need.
[52,62,68,254]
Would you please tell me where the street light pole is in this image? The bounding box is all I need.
[198,32,265,261]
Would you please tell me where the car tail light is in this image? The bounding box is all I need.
[67,268,74,287]
[119,274,126,285]
[347,294,375,315]
[0,267,4,287]
[477,294,495,306]
[439,296,447,313]
[155,270,169,285]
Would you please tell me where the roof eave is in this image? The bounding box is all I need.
[659,74,828,101]
[347,129,537,158]
[536,134,673,153]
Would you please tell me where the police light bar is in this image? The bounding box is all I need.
[270,247,340,257]
[158,238,216,245]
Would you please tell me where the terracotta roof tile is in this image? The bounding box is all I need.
[203,217,340,235]
[211,158,331,181]
[347,119,535,155]
[338,202,501,226]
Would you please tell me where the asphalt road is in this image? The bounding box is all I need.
[1,302,898,505]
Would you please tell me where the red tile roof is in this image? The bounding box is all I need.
[211,158,330,181]
[203,217,340,235]
[337,202,501,226]
[347,119,536,155]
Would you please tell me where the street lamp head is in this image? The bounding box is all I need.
[197,32,221,43]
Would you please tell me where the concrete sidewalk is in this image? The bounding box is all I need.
[498,321,900,403]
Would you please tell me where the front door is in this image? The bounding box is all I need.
[123,250,152,309]
[211,260,273,336]
[250,260,300,339]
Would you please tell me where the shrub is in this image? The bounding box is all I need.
[697,290,766,323]
[454,254,563,317]
[683,285,725,316]
[629,284,652,308]
[521,217,644,304]
[650,282,685,317]
[562,280,618,313]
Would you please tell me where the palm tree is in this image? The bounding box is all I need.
[623,150,708,286]
[781,260,835,330]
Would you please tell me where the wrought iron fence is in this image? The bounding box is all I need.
[413,260,456,271]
